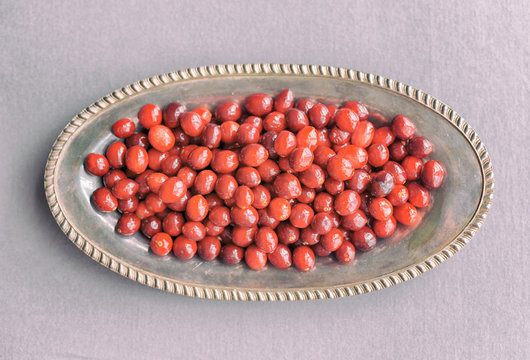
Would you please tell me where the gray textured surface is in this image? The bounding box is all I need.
[0,0,528,359]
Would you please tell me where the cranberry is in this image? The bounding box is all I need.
[421,160,445,189]
[341,210,368,231]
[370,171,395,197]
[180,112,205,137]
[296,126,318,151]
[162,212,185,236]
[343,101,369,120]
[273,173,302,199]
[401,156,423,181]
[407,137,433,158]
[125,146,148,174]
[138,104,162,129]
[321,229,344,251]
[372,216,397,238]
[367,144,389,168]
[274,89,294,113]
[311,212,333,235]
[116,213,141,235]
[327,155,354,181]
[245,245,268,270]
[215,101,242,122]
[112,119,136,138]
[268,244,292,269]
[369,197,393,220]
[148,125,175,152]
[334,241,356,263]
[389,141,408,161]
[197,236,221,261]
[394,202,419,225]
[255,227,278,253]
[372,126,395,147]
[244,93,273,116]
[352,226,377,251]
[289,203,314,228]
[150,232,173,256]
[386,184,409,206]
[85,153,110,176]
[295,98,315,113]
[173,236,197,260]
[293,246,315,272]
[103,169,127,188]
[118,195,138,213]
[308,103,330,128]
[141,215,162,238]
[220,244,244,264]
[334,190,361,216]
[407,182,430,208]
[163,102,186,128]
[92,187,118,212]
[126,133,149,149]
[392,115,416,140]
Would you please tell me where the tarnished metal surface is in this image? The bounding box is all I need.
[44,64,494,300]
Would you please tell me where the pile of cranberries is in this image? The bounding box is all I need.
[85,89,445,272]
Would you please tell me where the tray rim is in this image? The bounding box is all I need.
[44,63,494,301]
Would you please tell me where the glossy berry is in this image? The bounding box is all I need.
[321,228,344,252]
[368,197,393,220]
[370,171,395,197]
[173,236,197,260]
[352,226,377,251]
[268,244,292,269]
[273,173,302,199]
[186,195,208,221]
[220,244,244,264]
[92,187,118,212]
[421,160,445,189]
[141,216,162,238]
[407,137,433,158]
[407,182,430,208]
[394,202,419,225]
[148,125,175,152]
[85,153,110,176]
[138,104,162,129]
[367,144,389,168]
[274,89,294,113]
[327,155,354,181]
[112,118,135,138]
[244,93,273,116]
[215,101,242,122]
[116,213,141,235]
[197,236,221,261]
[334,108,359,133]
[255,227,278,253]
[125,146,149,174]
[372,216,397,238]
[150,232,173,255]
[293,246,315,272]
[334,190,361,216]
[245,245,268,270]
[163,102,186,128]
[392,115,416,140]
[335,241,356,263]
[112,178,139,200]
[180,112,205,137]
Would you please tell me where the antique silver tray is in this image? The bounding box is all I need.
[44,64,494,301]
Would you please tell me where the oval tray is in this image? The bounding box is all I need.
[44,64,494,301]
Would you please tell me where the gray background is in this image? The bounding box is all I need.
[1,0,528,359]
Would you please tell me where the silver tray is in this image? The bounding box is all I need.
[44,64,494,301]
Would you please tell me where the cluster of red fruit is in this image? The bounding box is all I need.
[85,89,445,271]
